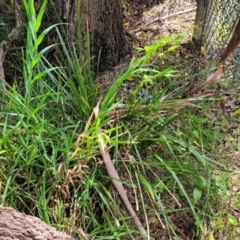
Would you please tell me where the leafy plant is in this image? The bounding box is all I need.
[0,1,233,240]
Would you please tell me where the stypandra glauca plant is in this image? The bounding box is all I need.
[90,34,224,238]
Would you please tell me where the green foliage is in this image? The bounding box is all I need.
[0,2,233,240]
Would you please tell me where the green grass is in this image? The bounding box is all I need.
[0,1,238,239]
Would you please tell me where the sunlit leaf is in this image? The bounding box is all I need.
[167,45,179,52]
[35,0,48,32]
[33,67,60,81]
[209,232,215,240]
[227,214,238,226]
[193,188,202,204]
[32,44,57,68]
[233,109,240,116]
[34,24,60,49]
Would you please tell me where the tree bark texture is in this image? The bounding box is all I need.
[192,0,208,45]
[54,0,130,72]
[0,205,74,240]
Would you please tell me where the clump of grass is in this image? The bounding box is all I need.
[0,1,232,239]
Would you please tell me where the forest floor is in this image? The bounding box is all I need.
[131,1,240,239]
[100,0,240,239]
[1,1,239,240]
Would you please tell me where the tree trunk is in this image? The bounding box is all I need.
[192,0,208,46]
[54,0,131,72]
[0,205,74,240]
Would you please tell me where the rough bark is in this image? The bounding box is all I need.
[0,205,74,240]
[54,0,131,72]
[192,0,208,45]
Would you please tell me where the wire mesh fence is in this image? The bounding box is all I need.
[197,0,240,88]
[202,0,240,60]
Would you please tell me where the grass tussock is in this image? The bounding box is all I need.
[0,1,238,239]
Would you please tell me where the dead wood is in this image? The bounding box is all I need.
[0,205,74,240]
[131,7,197,33]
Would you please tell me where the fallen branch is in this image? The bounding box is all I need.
[0,205,74,240]
[98,130,147,238]
[131,7,197,33]
[186,67,224,96]
[187,14,240,97]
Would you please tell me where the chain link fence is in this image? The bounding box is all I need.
[165,0,240,90]
[202,0,240,59]
[197,0,240,88]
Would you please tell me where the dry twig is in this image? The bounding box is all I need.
[131,7,197,33]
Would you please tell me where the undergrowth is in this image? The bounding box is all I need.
[0,1,236,240]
